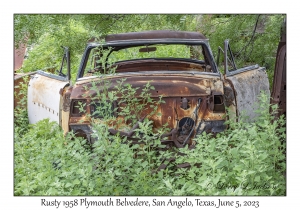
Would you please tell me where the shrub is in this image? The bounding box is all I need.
[160,93,286,196]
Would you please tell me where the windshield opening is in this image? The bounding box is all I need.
[83,43,215,77]
[108,44,206,62]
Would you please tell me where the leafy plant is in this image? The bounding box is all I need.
[14,75,30,135]
[160,92,286,196]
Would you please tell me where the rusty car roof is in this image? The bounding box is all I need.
[105,30,207,42]
[88,30,208,44]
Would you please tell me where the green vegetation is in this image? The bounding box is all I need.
[14,14,286,196]
[107,44,192,63]
[15,14,285,85]
[200,14,285,86]
[14,97,286,196]
[163,94,286,196]
[14,74,286,196]
[15,14,186,78]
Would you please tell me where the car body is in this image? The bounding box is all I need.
[26,30,270,147]
[271,20,286,118]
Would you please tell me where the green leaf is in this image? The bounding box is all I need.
[141,161,148,168]
[73,179,80,185]
[65,183,73,188]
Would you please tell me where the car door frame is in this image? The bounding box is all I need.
[27,47,71,127]
[219,39,270,121]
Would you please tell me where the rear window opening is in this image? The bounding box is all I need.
[108,44,206,63]
[83,43,215,76]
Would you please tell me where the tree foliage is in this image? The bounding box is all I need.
[15,14,285,82]
[200,14,285,84]
[14,14,190,75]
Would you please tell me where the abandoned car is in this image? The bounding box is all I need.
[25,30,270,148]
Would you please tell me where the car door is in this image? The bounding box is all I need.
[27,47,71,126]
[221,40,270,121]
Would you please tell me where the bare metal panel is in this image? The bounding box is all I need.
[226,68,270,121]
[28,73,69,124]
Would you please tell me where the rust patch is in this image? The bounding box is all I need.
[62,86,72,112]
[226,68,270,121]
[223,86,235,107]
[69,73,227,148]
[271,20,286,118]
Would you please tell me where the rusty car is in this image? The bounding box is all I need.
[25,30,270,148]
